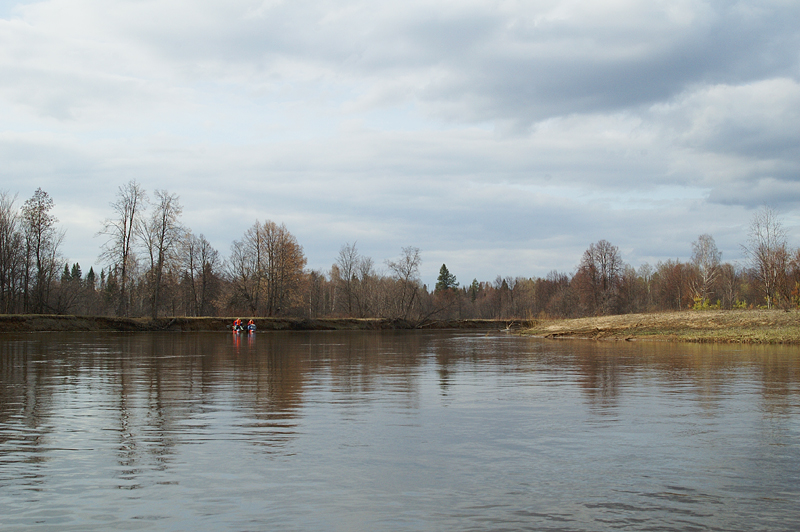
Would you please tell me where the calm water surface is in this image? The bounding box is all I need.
[1,330,799,531]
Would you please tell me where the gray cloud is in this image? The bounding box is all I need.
[12,2,799,122]
[1,0,798,284]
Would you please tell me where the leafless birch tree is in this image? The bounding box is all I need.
[139,190,183,317]
[98,180,146,316]
[690,234,722,304]
[743,206,787,308]
[22,188,63,313]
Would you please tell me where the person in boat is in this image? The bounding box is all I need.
[247,319,256,332]
[233,318,243,331]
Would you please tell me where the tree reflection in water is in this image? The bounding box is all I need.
[1,331,799,531]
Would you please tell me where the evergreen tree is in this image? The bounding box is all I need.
[469,278,480,302]
[86,267,96,290]
[435,264,458,291]
[71,262,82,282]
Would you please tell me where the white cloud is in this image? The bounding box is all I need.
[1,0,798,282]
[650,78,800,206]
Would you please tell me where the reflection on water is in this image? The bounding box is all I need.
[1,331,800,531]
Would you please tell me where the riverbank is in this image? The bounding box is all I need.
[0,315,524,333]
[7,311,798,343]
[523,309,800,344]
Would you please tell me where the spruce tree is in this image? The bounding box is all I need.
[71,263,82,282]
[469,278,480,302]
[435,264,458,291]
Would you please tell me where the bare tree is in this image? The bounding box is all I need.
[262,221,307,316]
[654,259,692,310]
[353,254,377,317]
[182,232,221,316]
[718,262,742,309]
[227,220,307,316]
[307,270,331,318]
[138,190,183,317]
[690,234,722,304]
[228,232,262,314]
[743,206,788,308]
[386,246,422,320]
[638,263,654,310]
[617,264,644,314]
[0,191,24,313]
[335,242,360,315]
[22,188,63,313]
[332,242,382,317]
[98,180,147,316]
[575,239,623,315]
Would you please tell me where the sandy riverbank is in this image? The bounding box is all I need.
[523,309,800,344]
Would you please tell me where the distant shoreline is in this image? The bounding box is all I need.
[0,315,525,333]
[5,311,799,344]
[522,309,800,344]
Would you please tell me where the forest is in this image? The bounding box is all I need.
[1,182,798,322]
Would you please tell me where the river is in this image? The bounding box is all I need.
[1,330,799,531]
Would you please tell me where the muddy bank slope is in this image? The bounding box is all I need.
[0,315,525,333]
[524,310,800,344]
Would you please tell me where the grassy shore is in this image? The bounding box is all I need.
[522,309,800,344]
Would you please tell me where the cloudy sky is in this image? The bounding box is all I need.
[2,0,799,286]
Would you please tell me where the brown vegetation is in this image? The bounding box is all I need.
[5,187,800,327]
[0,315,518,333]
[523,309,800,344]
[5,311,799,345]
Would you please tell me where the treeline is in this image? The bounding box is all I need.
[1,184,798,320]
[437,208,800,318]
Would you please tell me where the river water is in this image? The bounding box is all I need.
[1,330,799,531]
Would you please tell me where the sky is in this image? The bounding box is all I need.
[2,0,799,287]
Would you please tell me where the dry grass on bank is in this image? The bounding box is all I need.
[523,310,800,344]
